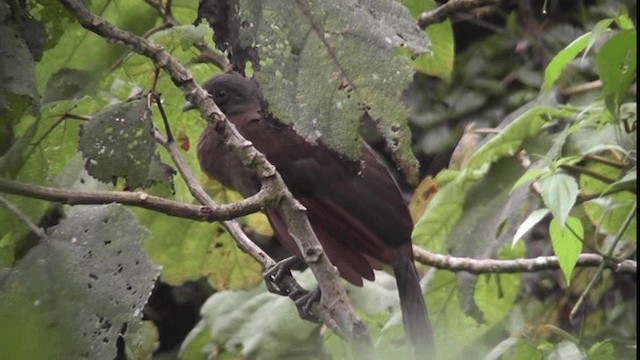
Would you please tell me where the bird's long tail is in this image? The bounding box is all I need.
[393,245,435,359]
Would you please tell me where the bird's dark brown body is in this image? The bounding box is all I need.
[192,73,433,356]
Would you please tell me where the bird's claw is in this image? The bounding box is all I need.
[263,256,321,322]
[293,287,322,322]
[263,256,302,296]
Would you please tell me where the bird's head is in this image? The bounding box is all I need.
[183,73,263,116]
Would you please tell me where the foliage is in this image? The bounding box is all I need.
[411,3,636,358]
[0,0,636,359]
[0,204,160,359]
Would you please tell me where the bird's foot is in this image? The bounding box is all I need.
[263,256,303,296]
[293,287,321,322]
[263,256,321,322]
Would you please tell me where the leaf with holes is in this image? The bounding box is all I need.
[239,0,430,183]
[0,204,160,359]
[79,99,173,188]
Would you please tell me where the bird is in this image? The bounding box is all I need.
[185,72,434,356]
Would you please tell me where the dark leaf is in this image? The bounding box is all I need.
[79,99,167,189]
[0,2,40,120]
[43,68,98,105]
[596,29,637,117]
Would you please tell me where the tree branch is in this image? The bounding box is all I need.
[413,245,636,274]
[418,0,500,29]
[152,131,279,268]
[0,177,267,222]
[58,0,371,351]
[4,175,635,276]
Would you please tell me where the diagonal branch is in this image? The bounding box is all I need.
[58,0,371,351]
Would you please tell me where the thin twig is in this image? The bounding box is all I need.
[569,202,637,319]
[0,195,46,239]
[417,0,500,29]
[583,154,628,169]
[560,164,618,184]
[560,80,603,97]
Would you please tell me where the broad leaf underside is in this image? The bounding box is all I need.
[235,0,431,182]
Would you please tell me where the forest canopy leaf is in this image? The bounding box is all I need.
[43,68,98,106]
[240,0,430,183]
[542,32,590,92]
[140,207,264,289]
[512,208,549,246]
[580,160,636,242]
[413,105,564,251]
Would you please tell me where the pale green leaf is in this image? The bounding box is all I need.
[512,208,550,246]
[581,161,636,242]
[180,270,322,359]
[588,340,614,359]
[465,106,572,171]
[543,33,590,92]
[539,173,579,226]
[615,13,635,30]
[549,216,583,285]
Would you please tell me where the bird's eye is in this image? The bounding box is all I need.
[215,90,227,99]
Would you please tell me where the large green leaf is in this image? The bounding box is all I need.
[240,0,430,183]
[0,204,160,359]
[35,0,157,87]
[581,160,636,243]
[139,202,264,290]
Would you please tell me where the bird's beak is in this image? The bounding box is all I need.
[182,101,196,112]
